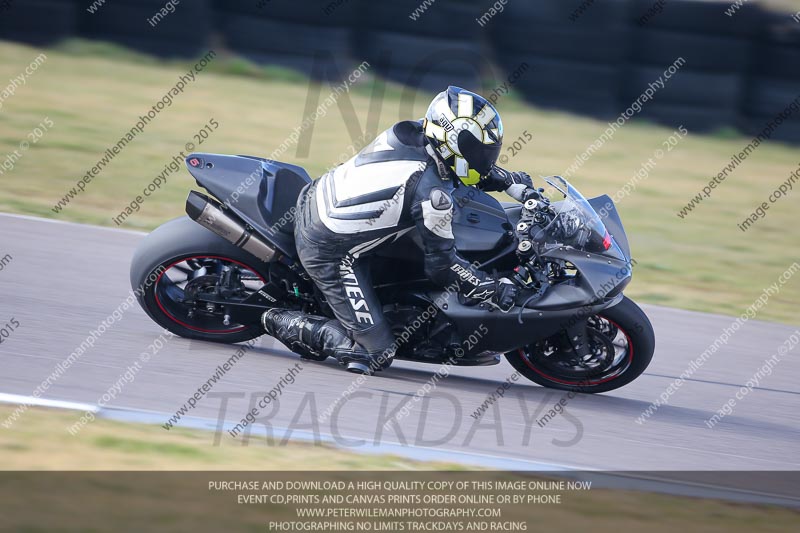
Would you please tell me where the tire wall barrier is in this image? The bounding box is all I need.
[0,0,798,142]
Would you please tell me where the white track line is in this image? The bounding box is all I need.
[0,391,573,471]
[0,392,98,413]
[0,212,147,236]
[1,392,798,507]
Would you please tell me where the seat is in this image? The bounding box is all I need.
[267,167,311,235]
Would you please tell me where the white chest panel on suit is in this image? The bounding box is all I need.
[315,155,426,234]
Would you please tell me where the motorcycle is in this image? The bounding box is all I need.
[130,153,655,393]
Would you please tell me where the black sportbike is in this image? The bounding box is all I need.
[131,153,655,393]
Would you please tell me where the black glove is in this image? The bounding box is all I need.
[491,278,518,312]
[464,278,517,312]
[482,167,533,201]
[491,166,533,189]
[478,166,523,192]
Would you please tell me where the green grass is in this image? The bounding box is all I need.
[92,435,209,458]
[0,39,798,324]
[0,404,452,470]
[0,405,797,532]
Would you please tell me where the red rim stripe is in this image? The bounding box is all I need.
[154,255,265,334]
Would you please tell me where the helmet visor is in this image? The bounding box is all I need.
[458,129,502,177]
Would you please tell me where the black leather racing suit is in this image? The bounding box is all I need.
[289,120,514,360]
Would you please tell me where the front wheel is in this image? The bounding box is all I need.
[505,296,655,393]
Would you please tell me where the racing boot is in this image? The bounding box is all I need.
[262,309,392,374]
[262,308,341,361]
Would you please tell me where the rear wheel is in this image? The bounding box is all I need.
[505,296,655,393]
[131,217,272,343]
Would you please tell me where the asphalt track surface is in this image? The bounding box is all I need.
[1,214,798,479]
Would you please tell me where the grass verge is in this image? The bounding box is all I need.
[0,405,797,532]
[0,39,798,324]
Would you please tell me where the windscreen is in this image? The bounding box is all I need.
[534,176,622,258]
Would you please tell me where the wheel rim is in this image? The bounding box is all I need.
[154,255,265,334]
[519,316,634,386]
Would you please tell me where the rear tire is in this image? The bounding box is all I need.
[506,296,655,394]
[130,217,271,344]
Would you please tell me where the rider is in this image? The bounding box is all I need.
[262,86,533,374]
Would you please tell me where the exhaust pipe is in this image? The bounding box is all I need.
[186,191,279,262]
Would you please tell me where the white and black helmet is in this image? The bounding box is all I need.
[423,86,504,185]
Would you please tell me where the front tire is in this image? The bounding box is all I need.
[130,217,271,344]
[505,296,655,393]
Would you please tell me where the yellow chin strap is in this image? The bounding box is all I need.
[458,168,482,186]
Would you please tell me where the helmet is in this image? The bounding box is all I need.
[423,86,503,185]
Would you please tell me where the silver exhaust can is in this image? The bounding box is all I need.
[186,191,278,262]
